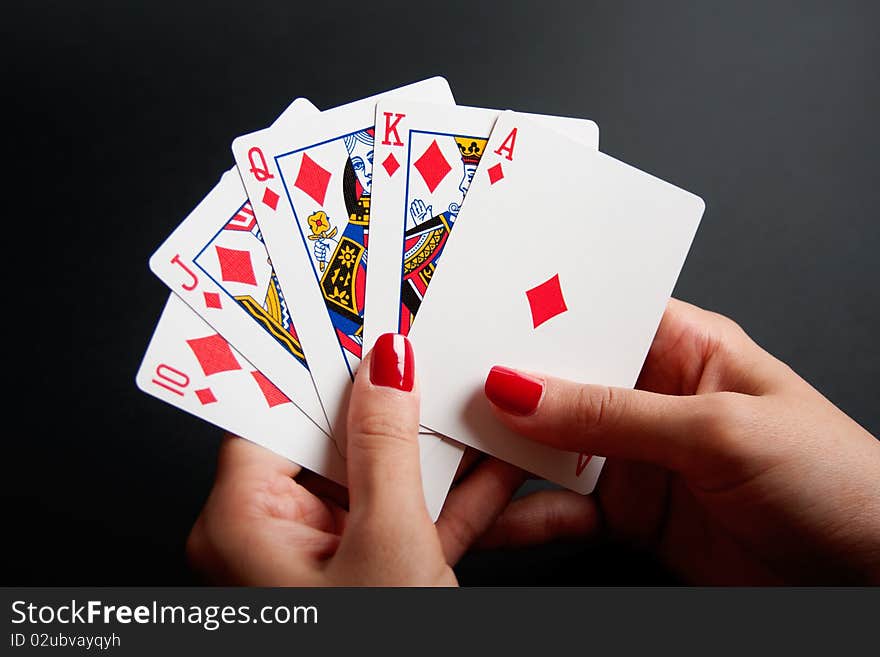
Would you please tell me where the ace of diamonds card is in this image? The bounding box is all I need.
[410,112,705,493]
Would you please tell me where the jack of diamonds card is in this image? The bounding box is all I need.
[363,101,599,352]
[231,78,455,437]
[150,98,329,434]
[193,200,305,366]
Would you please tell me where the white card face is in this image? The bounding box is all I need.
[151,98,326,432]
[363,100,599,352]
[231,77,455,440]
[409,112,705,494]
[137,294,462,520]
[136,294,346,484]
[151,98,326,438]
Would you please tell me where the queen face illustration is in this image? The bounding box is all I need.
[345,131,374,196]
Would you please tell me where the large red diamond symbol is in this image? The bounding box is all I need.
[186,334,242,376]
[525,273,568,328]
[262,187,280,210]
[488,162,504,185]
[294,153,331,205]
[203,291,222,309]
[195,388,217,405]
[215,246,257,285]
[382,152,400,177]
[414,140,452,193]
[250,371,291,408]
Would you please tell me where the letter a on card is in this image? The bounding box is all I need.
[493,127,517,160]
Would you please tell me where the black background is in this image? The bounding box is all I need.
[3,1,878,584]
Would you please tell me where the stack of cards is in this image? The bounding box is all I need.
[137,77,704,519]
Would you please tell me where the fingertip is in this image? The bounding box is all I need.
[484,365,545,417]
[368,333,416,393]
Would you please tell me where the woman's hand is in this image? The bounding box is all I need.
[187,333,525,586]
[481,299,880,584]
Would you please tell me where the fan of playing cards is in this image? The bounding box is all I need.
[137,77,705,518]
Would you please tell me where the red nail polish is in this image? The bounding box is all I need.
[484,366,544,416]
[370,333,415,392]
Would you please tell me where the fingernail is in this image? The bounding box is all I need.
[370,333,415,392]
[484,366,544,416]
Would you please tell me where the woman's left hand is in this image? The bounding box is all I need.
[186,333,524,586]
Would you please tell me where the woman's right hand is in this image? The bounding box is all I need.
[481,299,880,584]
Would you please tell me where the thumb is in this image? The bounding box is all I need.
[346,333,430,525]
[484,365,719,474]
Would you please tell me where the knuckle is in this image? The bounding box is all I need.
[713,311,746,337]
[439,505,481,556]
[350,410,415,450]
[696,392,752,452]
[540,501,562,539]
[574,385,621,436]
[701,306,746,339]
[706,312,759,357]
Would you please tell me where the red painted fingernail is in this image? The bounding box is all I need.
[484,366,544,416]
[370,333,415,392]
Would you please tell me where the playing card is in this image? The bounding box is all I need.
[231,77,454,439]
[137,294,344,483]
[363,101,599,351]
[137,294,462,520]
[150,170,329,428]
[151,98,326,432]
[409,112,705,493]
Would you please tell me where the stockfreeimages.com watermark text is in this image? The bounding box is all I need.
[10,599,317,633]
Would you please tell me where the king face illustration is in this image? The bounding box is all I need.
[400,135,487,332]
[454,136,482,200]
